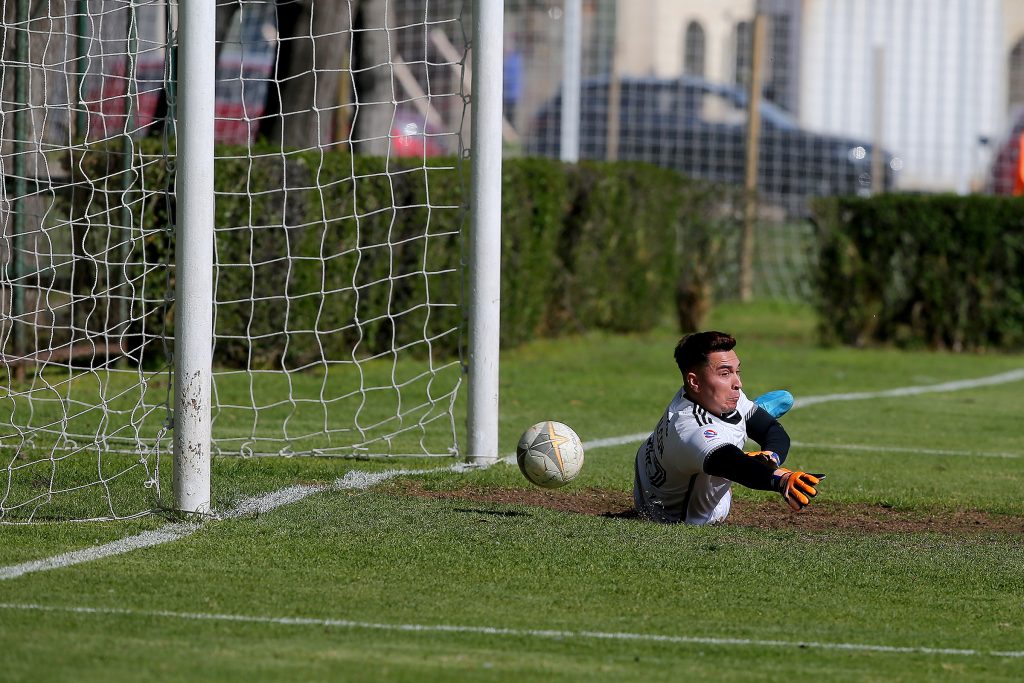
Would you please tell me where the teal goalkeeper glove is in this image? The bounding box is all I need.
[772,469,824,511]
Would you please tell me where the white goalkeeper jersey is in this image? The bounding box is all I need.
[633,388,757,525]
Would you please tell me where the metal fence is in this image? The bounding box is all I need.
[8,1,1019,197]
[4,1,1018,311]
[510,0,1018,194]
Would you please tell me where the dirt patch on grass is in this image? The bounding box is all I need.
[390,481,1024,536]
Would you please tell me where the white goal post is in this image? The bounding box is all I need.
[172,0,215,513]
[0,0,501,521]
[466,0,502,467]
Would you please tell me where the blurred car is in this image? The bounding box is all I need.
[390,108,446,158]
[526,75,900,216]
[986,107,1024,195]
[84,14,445,156]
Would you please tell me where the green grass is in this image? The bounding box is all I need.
[2,301,1024,681]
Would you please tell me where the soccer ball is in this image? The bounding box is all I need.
[516,421,585,489]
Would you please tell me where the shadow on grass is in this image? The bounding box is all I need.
[455,507,530,518]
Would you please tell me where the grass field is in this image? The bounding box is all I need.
[2,301,1024,682]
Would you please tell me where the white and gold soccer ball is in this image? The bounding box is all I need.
[516,421,585,488]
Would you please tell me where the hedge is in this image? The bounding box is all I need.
[812,194,1024,350]
[66,144,733,368]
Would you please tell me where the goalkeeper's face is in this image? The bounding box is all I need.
[689,350,743,415]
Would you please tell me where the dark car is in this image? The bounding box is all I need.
[526,75,898,216]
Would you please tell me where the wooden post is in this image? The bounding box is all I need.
[871,46,886,195]
[606,11,621,162]
[739,13,766,303]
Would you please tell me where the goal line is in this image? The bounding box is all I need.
[4,366,1020,577]
[0,462,473,580]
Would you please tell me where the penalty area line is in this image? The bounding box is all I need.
[579,435,1023,460]
[0,602,1021,659]
[792,368,1024,408]
[0,465,464,582]
[792,441,1022,459]
[577,367,1024,454]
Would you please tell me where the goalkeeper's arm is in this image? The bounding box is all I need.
[703,444,778,490]
[745,406,791,465]
[703,444,823,511]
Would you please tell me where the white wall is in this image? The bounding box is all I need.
[800,0,1003,192]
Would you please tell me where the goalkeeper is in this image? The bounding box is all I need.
[633,331,824,525]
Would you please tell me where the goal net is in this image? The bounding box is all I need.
[0,0,469,522]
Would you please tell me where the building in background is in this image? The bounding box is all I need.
[796,0,1002,193]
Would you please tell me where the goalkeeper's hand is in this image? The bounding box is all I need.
[772,469,824,511]
[745,450,781,468]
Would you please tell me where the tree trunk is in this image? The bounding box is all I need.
[350,0,394,156]
[260,0,352,150]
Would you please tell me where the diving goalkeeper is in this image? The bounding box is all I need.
[633,330,824,525]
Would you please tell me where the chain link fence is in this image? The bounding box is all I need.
[10,1,1016,305]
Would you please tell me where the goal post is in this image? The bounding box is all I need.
[466,0,503,466]
[172,0,215,514]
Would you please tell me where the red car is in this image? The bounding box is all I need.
[987,107,1024,194]
[84,36,442,156]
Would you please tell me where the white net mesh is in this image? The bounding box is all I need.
[206,1,466,458]
[0,1,174,522]
[8,1,1012,520]
[1,0,468,521]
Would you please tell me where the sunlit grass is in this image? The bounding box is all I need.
[2,301,1023,681]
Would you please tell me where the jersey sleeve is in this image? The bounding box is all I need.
[703,443,778,490]
[739,391,757,420]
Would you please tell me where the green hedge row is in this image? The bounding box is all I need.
[812,195,1024,350]
[69,145,732,368]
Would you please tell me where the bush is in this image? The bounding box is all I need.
[498,158,571,347]
[552,162,738,336]
[812,194,1024,350]
[66,143,733,367]
[553,162,678,333]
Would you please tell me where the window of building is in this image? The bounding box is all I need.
[734,20,752,90]
[683,21,706,77]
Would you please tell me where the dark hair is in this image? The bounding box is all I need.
[674,331,736,379]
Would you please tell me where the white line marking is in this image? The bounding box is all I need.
[582,433,648,450]
[578,434,1024,461]
[0,466,461,581]
[223,483,327,519]
[0,525,198,581]
[576,368,1024,453]
[792,442,1022,459]
[793,368,1024,408]
[0,602,1020,659]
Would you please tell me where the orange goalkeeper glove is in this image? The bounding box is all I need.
[772,469,824,511]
